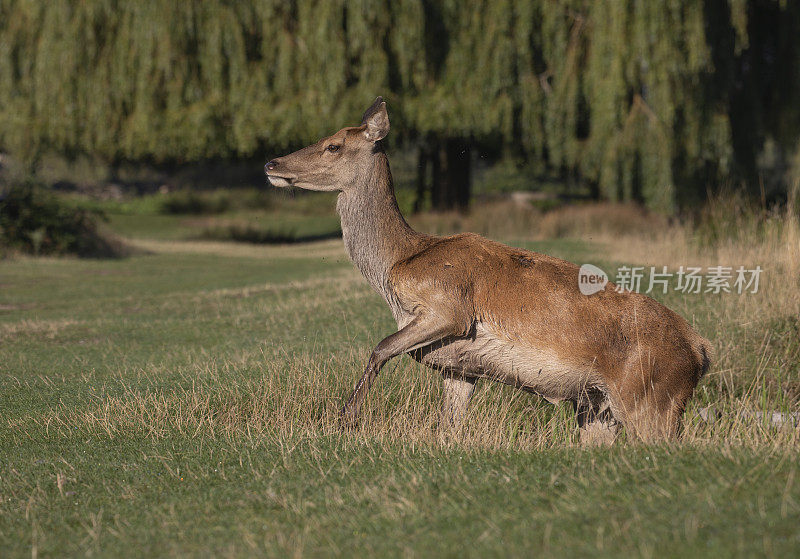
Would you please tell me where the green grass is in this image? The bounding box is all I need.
[1,206,799,557]
[4,438,798,557]
[92,190,343,243]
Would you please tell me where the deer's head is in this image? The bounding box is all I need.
[265,97,390,192]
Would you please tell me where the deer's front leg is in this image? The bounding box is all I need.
[439,375,478,430]
[340,315,458,430]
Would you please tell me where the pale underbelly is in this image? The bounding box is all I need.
[412,324,599,401]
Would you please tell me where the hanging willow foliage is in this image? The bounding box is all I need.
[0,0,798,212]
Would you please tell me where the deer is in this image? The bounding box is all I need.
[265,97,712,443]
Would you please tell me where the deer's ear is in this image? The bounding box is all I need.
[362,98,389,142]
[361,96,384,124]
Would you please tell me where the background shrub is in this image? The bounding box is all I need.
[0,181,123,257]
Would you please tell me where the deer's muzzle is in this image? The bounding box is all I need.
[264,160,294,187]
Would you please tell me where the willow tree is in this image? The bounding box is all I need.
[1,0,799,212]
[512,0,799,212]
[403,0,519,210]
[0,1,396,164]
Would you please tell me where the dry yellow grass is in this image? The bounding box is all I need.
[19,346,799,454]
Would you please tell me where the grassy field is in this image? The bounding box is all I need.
[1,195,799,557]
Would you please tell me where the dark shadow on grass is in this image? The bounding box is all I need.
[198,224,342,245]
[74,231,136,258]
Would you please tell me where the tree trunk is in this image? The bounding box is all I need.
[429,135,471,212]
[413,139,430,213]
[446,138,471,209]
[431,137,446,210]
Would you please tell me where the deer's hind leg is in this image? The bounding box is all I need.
[608,388,691,441]
[574,390,620,446]
[605,360,696,441]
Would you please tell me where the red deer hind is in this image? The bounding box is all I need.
[265,97,712,443]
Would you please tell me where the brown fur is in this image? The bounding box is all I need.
[265,97,712,442]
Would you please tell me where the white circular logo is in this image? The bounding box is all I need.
[578,264,608,295]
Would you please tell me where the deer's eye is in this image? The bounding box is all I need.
[326,144,340,153]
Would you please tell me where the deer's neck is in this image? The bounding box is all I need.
[336,151,422,298]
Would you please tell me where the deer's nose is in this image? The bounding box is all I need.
[265,160,278,174]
